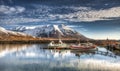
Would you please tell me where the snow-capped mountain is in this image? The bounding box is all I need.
[0,26,33,40]
[0,26,27,36]
[12,24,87,39]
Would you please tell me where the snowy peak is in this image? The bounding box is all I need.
[51,25,64,35]
[0,26,37,41]
[12,26,36,32]
[0,26,8,34]
[0,26,27,36]
[11,24,87,39]
[0,26,6,31]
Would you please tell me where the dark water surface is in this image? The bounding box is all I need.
[0,44,120,71]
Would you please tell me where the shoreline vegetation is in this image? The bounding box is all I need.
[0,38,84,44]
[0,37,119,46]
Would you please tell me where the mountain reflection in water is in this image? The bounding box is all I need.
[0,44,120,71]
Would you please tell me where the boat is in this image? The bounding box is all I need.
[70,42,97,51]
[48,40,69,49]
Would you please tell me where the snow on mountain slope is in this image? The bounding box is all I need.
[0,26,8,34]
[53,25,63,35]
[0,26,27,36]
[12,26,37,32]
[11,24,87,39]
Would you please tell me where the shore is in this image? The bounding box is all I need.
[0,38,119,47]
[0,38,81,44]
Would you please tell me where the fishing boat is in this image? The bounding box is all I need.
[48,40,69,49]
[70,42,97,51]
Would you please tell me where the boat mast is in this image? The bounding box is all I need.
[58,31,61,43]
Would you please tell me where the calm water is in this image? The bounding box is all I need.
[0,44,120,71]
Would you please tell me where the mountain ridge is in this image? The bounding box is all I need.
[0,26,35,41]
[11,24,88,40]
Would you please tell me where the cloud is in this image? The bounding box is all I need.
[0,18,47,24]
[81,28,88,32]
[49,6,120,22]
[67,25,83,28]
[0,5,120,24]
[0,5,25,14]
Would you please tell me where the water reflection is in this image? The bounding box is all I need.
[0,44,120,71]
[0,44,31,57]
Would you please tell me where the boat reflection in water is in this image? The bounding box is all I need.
[0,44,120,71]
